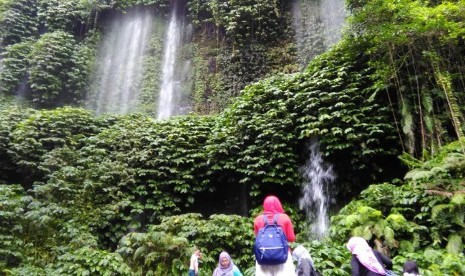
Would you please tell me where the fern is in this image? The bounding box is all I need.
[358,206,383,222]
[372,221,386,238]
[445,234,462,254]
[343,214,360,228]
[404,169,435,181]
[431,204,450,220]
[450,193,465,206]
[385,214,408,230]
[399,152,423,169]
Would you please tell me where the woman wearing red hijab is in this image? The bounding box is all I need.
[253,195,296,276]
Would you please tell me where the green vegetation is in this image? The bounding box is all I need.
[0,0,464,275]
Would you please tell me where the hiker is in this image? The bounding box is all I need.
[292,245,320,276]
[188,248,202,276]
[403,261,420,276]
[253,195,296,276]
[212,251,243,276]
[346,236,393,276]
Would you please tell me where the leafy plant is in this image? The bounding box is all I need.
[8,107,101,186]
[0,0,38,46]
[50,247,132,276]
[117,231,190,275]
[28,31,82,107]
[149,213,255,274]
[0,40,32,94]
[0,185,30,271]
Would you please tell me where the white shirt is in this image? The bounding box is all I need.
[189,254,199,271]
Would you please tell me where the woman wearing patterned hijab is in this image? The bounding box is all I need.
[346,237,393,276]
[212,251,243,276]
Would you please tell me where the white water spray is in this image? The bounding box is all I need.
[291,0,346,68]
[157,10,181,120]
[90,10,152,114]
[299,139,336,238]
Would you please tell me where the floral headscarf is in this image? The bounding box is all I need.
[347,237,386,275]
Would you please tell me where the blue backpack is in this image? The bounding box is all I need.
[253,214,289,265]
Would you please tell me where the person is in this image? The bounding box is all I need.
[188,248,201,276]
[403,261,420,276]
[212,251,243,276]
[292,245,320,276]
[346,236,393,276]
[253,195,296,276]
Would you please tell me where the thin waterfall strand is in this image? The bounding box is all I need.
[299,139,336,238]
[157,10,181,120]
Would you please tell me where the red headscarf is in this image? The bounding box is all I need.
[254,195,295,242]
[263,195,285,214]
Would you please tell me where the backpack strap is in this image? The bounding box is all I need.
[262,214,269,226]
[263,214,280,226]
[263,214,281,226]
[272,214,280,225]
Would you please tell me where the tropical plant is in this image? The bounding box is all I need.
[0,40,32,94]
[117,231,190,275]
[50,247,132,276]
[0,105,35,183]
[0,0,38,46]
[0,185,30,272]
[149,213,255,274]
[347,0,465,157]
[28,31,83,107]
[7,107,101,186]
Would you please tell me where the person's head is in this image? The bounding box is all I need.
[263,195,285,213]
[346,236,371,255]
[403,261,419,274]
[219,252,232,268]
[292,245,313,264]
[346,237,386,274]
[194,249,201,257]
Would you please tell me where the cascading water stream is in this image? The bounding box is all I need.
[156,0,193,120]
[157,9,181,120]
[299,139,336,238]
[291,0,346,68]
[89,10,152,114]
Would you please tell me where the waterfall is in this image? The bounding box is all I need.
[291,0,346,68]
[89,10,153,114]
[157,1,192,120]
[157,10,180,120]
[299,139,336,238]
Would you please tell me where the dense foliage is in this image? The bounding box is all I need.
[0,0,299,111]
[1,140,464,274]
[1,0,465,275]
[0,0,38,46]
[346,0,465,157]
[330,139,465,275]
